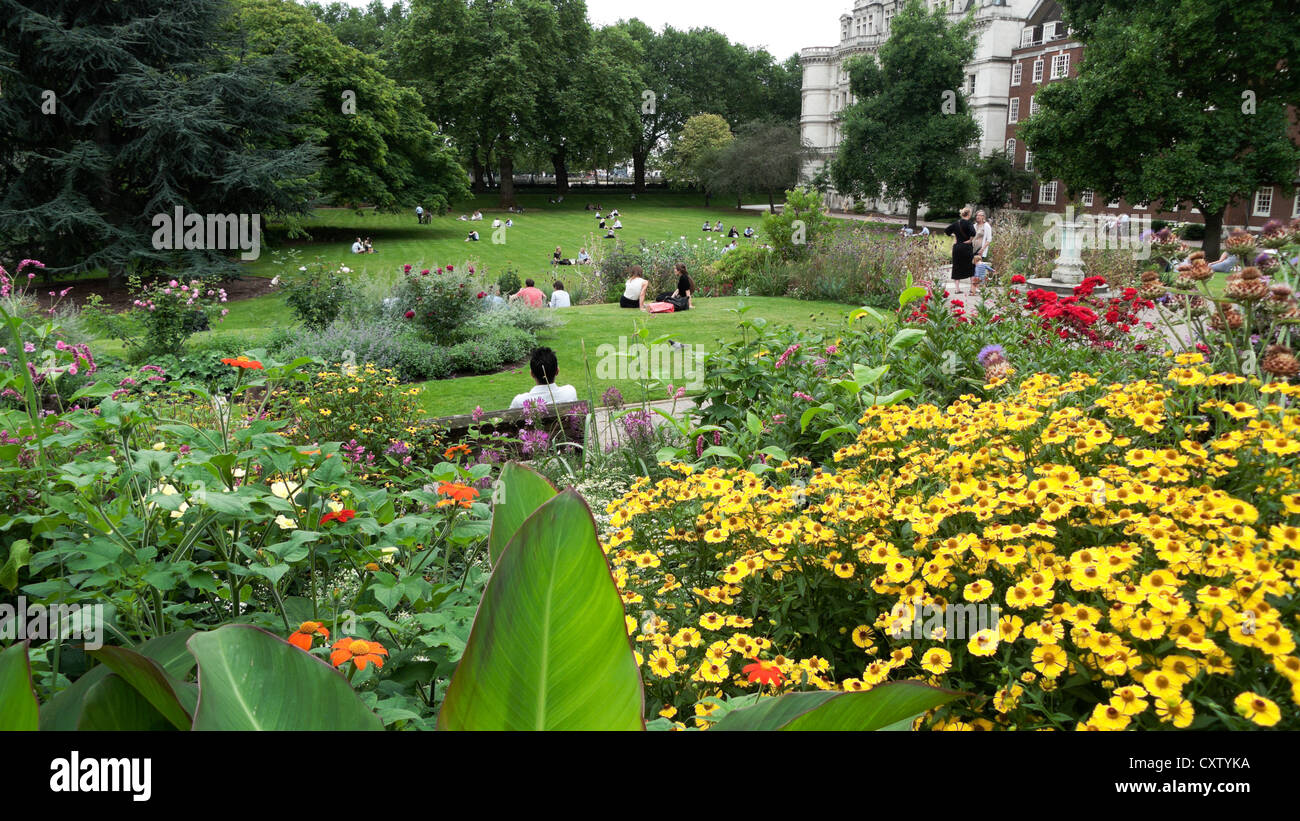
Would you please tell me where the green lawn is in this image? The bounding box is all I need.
[88,193,854,416]
[250,190,775,282]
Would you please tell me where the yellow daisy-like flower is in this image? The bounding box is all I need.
[851,624,875,649]
[647,648,679,678]
[1031,644,1068,678]
[967,629,999,657]
[1233,692,1281,726]
[920,647,952,675]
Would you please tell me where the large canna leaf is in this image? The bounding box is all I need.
[711,682,962,731]
[439,489,644,730]
[488,462,557,566]
[87,645,194,730]
[188,625,382,731]
[0,642,38,730]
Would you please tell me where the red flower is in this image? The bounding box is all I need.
[743,659,784,686]
[404,310,415,319]
[477,292,485,299]
[1011,274,1026,284]
[421,269,430,275]
[330,637,388,670]
[446,265,454,272]
[320,508,356,525]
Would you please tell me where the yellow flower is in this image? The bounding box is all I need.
[1233,692,1281,726]
[920,647,952,675]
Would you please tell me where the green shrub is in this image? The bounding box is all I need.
[496,267,522,297]
[761,187,833,261]
[1179,222,1207,241]
[279,260,352,329]
[390,265,482,345]
[393,336,453,382]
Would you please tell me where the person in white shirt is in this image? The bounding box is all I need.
[471,210,483,221]
[973,210,992,257]
[612,218,623,230]
[620,266,648,308]
[577,247,591,264]
[505,218,513,227]
[510,347,578,409]
[548,281,571,308]
[351,238,365,254]
[492,218,503,228]
[722,240,738,253]
[415,205,424,224]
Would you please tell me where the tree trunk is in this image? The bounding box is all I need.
[1202,207,1224,259]
[470,155,486,193]
[907,200,919,231]
[498,151,516,209]
[768,190,776,213]
[736,193,743,209]
[703,189,711,208]
[551,147,569,196]
[632,147,647,192]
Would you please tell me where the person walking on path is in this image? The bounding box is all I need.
[945,206,977,295]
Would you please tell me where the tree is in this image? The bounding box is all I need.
[307,0,407,58]
[661,114,734,204]
[972,150,1033,213]
[730,121,808,212]
[1019,0,1300,257]
[0,0,321,287]
[760,187,834,261]
[237,0,468,213]
[829,0,979,230]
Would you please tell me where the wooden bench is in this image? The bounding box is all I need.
[428,400,589,459]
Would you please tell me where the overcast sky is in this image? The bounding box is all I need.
[329,0,852,59]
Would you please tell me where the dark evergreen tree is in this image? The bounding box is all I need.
[0,0,322,287]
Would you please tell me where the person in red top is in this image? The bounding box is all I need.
[510,278,546,308]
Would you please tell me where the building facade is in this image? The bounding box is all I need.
[800,0,1040,213]
[1004,2,1300,231]
[803,0,1300,229]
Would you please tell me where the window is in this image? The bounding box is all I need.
[1253,187,1273,217]
[1107,199,1120,209]
[1032,60,1044,84]
[1011,63,1022,86]
[1005,138,1017,158]
[1040,181,1059,205]
[966,74,976,94]
[1051,53,1070,79]
[1024,151,1034,172]
[1008,98,1020,123]
[1134,201,1149,210]
[1021,187,1033,203]
[1029,95,1039,116]
[1293,188,1300,218]
[1021,28,1035,47]
[1081,190,1094,207]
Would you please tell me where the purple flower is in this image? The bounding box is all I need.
[519,428,551,455]
[774,343,801,370]
[792,391,814,401]
[977,344,1005,366]
[601,386,624,410]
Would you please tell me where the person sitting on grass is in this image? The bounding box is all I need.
[577,247,591,264]
[714,220,723,232]
[743,226,755,237]
[612,217,623,230]
[620,266,648,309]
[702,221,712,232]
[363,237,374,253]
[351,237,365,254]
[510,278,546,308]
[656,262,695,311]
[484,284,505,309]
[510,347,578,409]
[549,281,571,308]
[727,225,739,238]
[471,210,483,221]
[466,230,480,242]
[604,228,616,239]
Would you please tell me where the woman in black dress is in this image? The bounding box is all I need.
[945,206,976,294]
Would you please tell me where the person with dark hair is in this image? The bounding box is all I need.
[945,206,977,294]
[620,265,648,309]
[727,226,739,238]
[510,278,545,308]
[548,281,571,308]
[658,262,695,311]
[510,347,578,409]
[743,226,755,238]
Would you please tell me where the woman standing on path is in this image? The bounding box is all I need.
[945,206,977,295]
[971,210,992,292]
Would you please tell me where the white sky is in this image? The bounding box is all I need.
[328,0,851,59]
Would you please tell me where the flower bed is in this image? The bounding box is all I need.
[602,363,1300,729]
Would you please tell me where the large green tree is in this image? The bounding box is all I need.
[829,0,979,229]
[0,0,321,287]
[1019,0,1300,257]
[708,121,807,212]
[662,114,734,204]
[237,0,468,213]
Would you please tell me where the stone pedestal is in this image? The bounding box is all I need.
[1027,217,1109,298]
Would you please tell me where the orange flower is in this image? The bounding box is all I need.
[221,355,264,370]
[320,509,356,525]
[288,621,328,651]
[443,444,472,460]
[743,658,784,686]
[330,637,388,670]
[436,482,479,508]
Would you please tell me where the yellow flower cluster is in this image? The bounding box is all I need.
[604,363,1300,730]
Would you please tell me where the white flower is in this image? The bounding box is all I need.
[327,500,344,514]
[170,502,189,519]
[379,546,399,564]
[274,514,297,530]
[270,480,297,499]
[151,441,166,451]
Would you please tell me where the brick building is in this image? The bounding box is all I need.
[1005,0,1300,232]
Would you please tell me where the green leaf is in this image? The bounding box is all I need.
[875,388,916,406]
[817,424,859,443]
[887,328,927,351]
[898,286,928,309]
[86,645,193,730]
[188,625,382,731]
[439,490,644,730]
[700,445,743,463]
[0,642,38,730]
[77,674,175,731]
[799,404,832,433]
[488,462,557,566]
[712,682,961,731]
[0,538,32,591]
[852,363,888,387]
[39,629,197,731]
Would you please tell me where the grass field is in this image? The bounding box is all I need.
[85,192,856,417]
